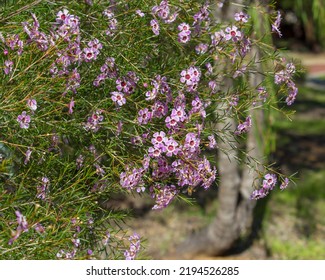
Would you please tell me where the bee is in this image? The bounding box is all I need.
[187,186,194,196]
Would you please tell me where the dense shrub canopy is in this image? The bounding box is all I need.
[0,0,296,259]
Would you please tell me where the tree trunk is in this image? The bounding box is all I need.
[176,0,267,258]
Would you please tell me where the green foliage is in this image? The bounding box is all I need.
[0,0,297,259]
[264,80,325,259]
[272,85,325,135]
[268,239,325,260]
[265,170,325,259]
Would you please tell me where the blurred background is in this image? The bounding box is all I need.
[127,1,325,260]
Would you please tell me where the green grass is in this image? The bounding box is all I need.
[264,170,325,259]
[272,84,325,135]
[265,82,325,259]
[269,239,325,260]
[273,118,325,135]
[297,85,325,103]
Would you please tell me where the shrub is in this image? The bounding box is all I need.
[0,0,297,259]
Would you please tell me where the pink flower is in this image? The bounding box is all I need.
[124,232,140,260]
[56,9,70,23]
[136,10,145,17]
[8,210,28,245]
[68,98,75,114]
[151,131,167,145]
[272,11,282,37]
[111,91,126,106]
[250,188,268,200]
[150,19,160,35]
[88,38,102,52]
[190,97,204,113]
[225,26,242,42]
[103,9,114,19]
[138,108,152,124]
[180,69,193,85]
[235,116,252,135]
[211,30,226,45]
[184,132,200,153]
[178,31,191,43]
[263,173,277,190]
[178,23,190,32]
[17,111,31,129]
[145,88,158,101]
[102,231,111,246]
[83,47,97,62]
[152,101,168,118]
[208,80,218,93]
[34,223,45,233]
[37,176,50,200]
[280,178,289,190]
[152,1,170,20]
[115,77,135,94]
[165,138,179,157]
[151,184,178,210]
[148,144,166,158]
[234,12,249,23]
[165,12,178,24]
[165,115,179,129]
[4,60,13,75]
[171,106,187,122]
[208,135,217,149]
[15,211,28,231]
[180,66,200,88]
[84,110,104,132]
[196,43,208,54]
[229,95,239,107]
[24,148,32,164]
[258,87,268,102]
[27,99,37,111]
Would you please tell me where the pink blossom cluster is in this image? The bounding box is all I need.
[193,3,210,26]
[116,71,139,95]
[146,75,172,102]
[1,33,24,55]
[103,8,118,36]
[22,13,51,51]
[150,0,180,35]
[180,66,201,92]
[210,22,251,61]
[124,233,141,260]
[251,174,290,200]
[152,0,178,24]
[84,110,104,132]
[49,9,103,98]
[93,57,118,87]
[36,176,50,200]
[275,62,298,105]
[178,22,191,43]
[8,211,29,245]
[272,11,282,37]
[234,12,249,23]
[235,116,252,135]
[120,167,145,191]
[56,215,95,259]
[150,184,179,210]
